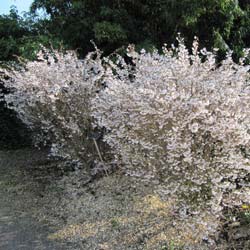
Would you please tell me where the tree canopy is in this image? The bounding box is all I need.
[0,6,60,61]
[28,0,250,59]
[1,0,250,61]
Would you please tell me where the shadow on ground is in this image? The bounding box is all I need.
[0,149,76,250]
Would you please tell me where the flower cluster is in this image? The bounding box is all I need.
[2,38,250,236]
[92,37,250,213]
[1,48,105,167]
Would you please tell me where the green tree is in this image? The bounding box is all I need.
[0,6,61,61]
[30,0,250,59]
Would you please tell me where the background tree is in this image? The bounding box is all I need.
[30,0,250,59]
[0,6,61,62]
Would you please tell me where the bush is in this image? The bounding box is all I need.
[2,38,250,238]
[92,37,250,213]
[1,48,107,168]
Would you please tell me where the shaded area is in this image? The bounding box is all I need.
[0,75,32,149]
[0,105,31,149]
[0,149,75,250]
[0,215,62,250]
[217,203,250,249]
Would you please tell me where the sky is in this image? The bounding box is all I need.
[0,0,33,15]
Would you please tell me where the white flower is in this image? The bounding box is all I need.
[189,122,199,133]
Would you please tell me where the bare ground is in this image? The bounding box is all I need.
[0,149,249,250]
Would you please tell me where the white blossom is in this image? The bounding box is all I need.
[91,38,250,234]
[2,38,250,239]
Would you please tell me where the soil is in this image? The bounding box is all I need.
[0,149,76,249]
[0,149,249,250]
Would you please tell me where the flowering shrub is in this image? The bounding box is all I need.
[1,48,108,168]
[2,38,250,239]
[92,37,250,213]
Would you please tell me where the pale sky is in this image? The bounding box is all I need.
[0,0,33,15]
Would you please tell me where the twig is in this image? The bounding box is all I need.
[92,138,108,176]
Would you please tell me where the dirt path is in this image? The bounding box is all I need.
[0,149,74,250]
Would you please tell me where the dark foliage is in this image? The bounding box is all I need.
[29,0,250,60]
[0,75,31,149]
